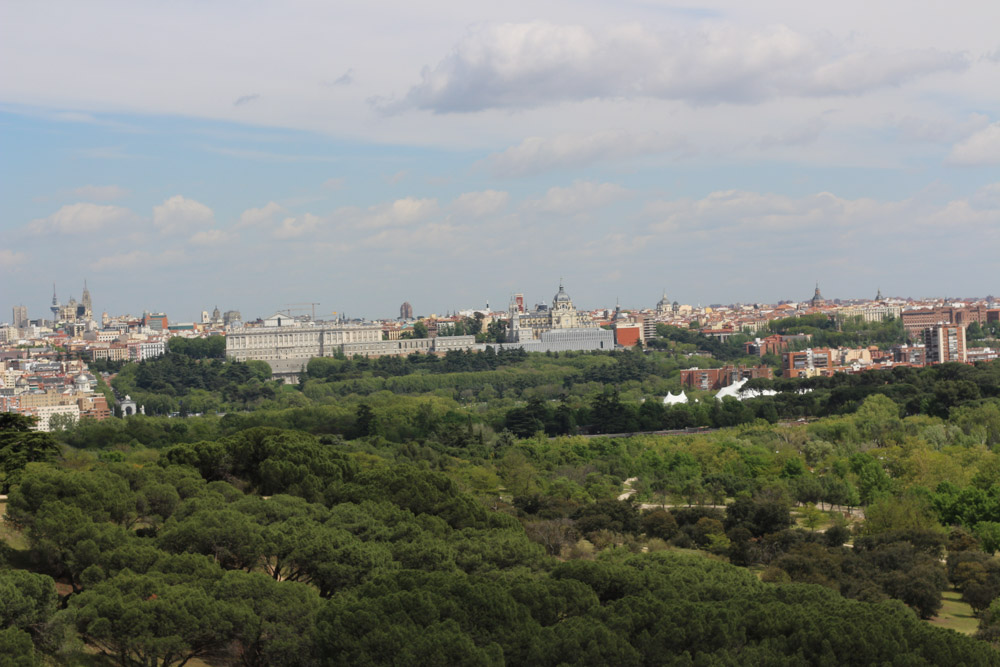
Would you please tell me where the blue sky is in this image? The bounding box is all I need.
[2,1,999,322]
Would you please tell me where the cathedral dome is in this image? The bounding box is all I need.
[553,283,572,304]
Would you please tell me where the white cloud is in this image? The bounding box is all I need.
[525,181,630,215]
[392,22,967,113]
[237,201,283,228]
[189,229,233,245]
[451,190,509,217]
[0,249,28,271]
[153,195,215,234]
[27,202,132,234]
[322,178,345,190]
[486,130,688,176]
[361,197,438,228]
[643,188,1000,243]
[759,117,826,148]
[72,185,129,201]
[360,222,471,253]
[891,113,990,145]
[948,122,1000,165]
[273,213,321,240]
[91,249,183,272]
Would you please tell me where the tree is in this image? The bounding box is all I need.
[412,321,428,339]
[351,404,378,439]
[0,570,59,653]
[0,628,41,667]
[0,415,60,493]
[853,394,902,446]
[799,504,825,532]
[67,571,248,667]
[850,453,894,505]
[213,571,321,667]
[975,522,1000,555]
[47,413,77,432]
[641,509,679,541]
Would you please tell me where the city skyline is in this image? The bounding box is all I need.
[6,278,997,326]
[2,1,999,319]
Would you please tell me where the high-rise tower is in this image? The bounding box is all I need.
[50,284,60,321]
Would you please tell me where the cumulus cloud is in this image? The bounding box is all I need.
[948,122,1000,165]
[486,130,688,177]
[389,22,967,113]
[28,202,132,234]
[72,185,129,201]
[153,195,215,234]
[237,201,283,228]
[646,190,890,235]
[273,213,321,240]
[361,197,438,228]
[451,190,509,217]
[525,181,631,215]
[641,188,1000,244]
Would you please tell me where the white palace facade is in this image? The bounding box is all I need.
[226,321,384,364]
[225,318,478,381]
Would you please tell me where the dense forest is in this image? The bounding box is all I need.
[5,344,1000,664]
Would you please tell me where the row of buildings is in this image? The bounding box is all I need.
[0,357,111,430]
[227,284,620,381]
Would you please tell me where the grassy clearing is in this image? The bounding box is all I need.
[929,589,979,636]
[0,501,29,551]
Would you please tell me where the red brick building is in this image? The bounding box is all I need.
[680,364,773,390]
[613,324,642,347]
[923,325,966,364]
[901,306,990,337]
[783,348,834,378]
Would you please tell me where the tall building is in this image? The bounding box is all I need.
[923,325,966,364]
[12,305,28,329]
[50,284,60,322]
[400,301,413,320]
[144,313,168,332]
[783,348,834,378]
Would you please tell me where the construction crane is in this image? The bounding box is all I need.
[284,302,321,320]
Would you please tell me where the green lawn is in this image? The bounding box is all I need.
[0,501,29,551]
[929,589,979,635]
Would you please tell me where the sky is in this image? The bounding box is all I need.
[2,0,999,322]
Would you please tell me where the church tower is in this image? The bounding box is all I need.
[810,282,826,308]
[551,281,578,329]
[656,289,671,316]
[81,280,93,320]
